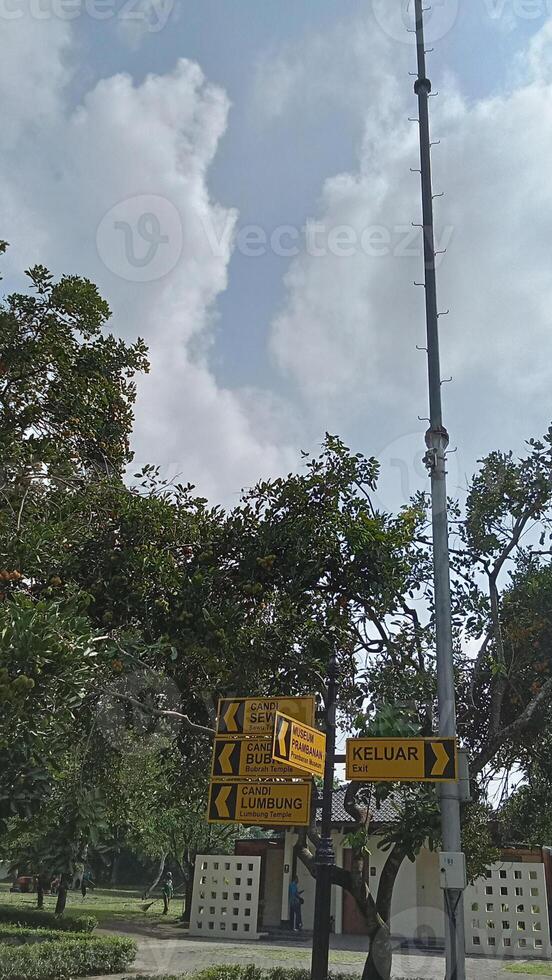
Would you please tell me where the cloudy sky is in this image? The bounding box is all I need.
[1,0,551,508]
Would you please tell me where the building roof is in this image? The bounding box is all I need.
[330,786,399,826]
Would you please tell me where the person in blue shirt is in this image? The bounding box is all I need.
[288,875,304,932]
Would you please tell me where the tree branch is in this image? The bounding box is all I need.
[472,675,552,774]
[110,692,215,738]
[344,781,368,827]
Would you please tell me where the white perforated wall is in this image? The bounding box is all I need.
[189,855,261,940]
[465,861,551,958]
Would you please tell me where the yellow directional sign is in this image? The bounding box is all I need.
[216,696,315,736]
[211,737,306,780]
[207,780,312,826]
[346,737,458,782]
[272,712,326,778]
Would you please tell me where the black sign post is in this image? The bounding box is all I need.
[310,651,337,980]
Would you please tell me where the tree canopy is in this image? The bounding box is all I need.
[2,249,552,980]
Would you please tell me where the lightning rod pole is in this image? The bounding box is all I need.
[413,3,466,979]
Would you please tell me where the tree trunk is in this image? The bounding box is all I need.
[361,843,408,980]
[37,877,44,910]
[143,853,167,899]
[72,841,88,891]
[296,814,408,980]
[110,850,121,886]
[182,869,194,923]
[55,874,71,916]
[362,924,393,980]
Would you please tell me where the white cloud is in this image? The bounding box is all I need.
[269,17,552,487]
[252,12,403,124]
[0,17,71,150]
[0,18,298,503]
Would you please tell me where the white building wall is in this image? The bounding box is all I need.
[281,830,342,932]
[189,855,261,940]
[281,833,295,923]
[415,848,445,943]
[281,831,552,961]
[263,848,284,928]
[390,850,418,939]
[465,861,551,959]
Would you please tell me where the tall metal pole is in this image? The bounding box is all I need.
[413,3,465,979]
[310,652,337,980]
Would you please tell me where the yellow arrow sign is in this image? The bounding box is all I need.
[272,711,326,778]
[216,697,315,736]
[346,737,458,783]
[211,737,306,780]
[430,740,450,778]
[208,781,311,826]
[214,785,232,819]
[278,719,289,757]
[219,743,235,775]
[223,702,239,733]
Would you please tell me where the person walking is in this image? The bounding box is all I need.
[162,871,174,915]
[288,875,303,932]
[81,869,95,900]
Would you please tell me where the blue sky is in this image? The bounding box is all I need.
[79,0,544,394]
[1,0,552,508]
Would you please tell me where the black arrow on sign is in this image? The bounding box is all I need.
[424,739,456,780]
[209,783,238,821]
[213,740,239,776]
[218,700,245,734]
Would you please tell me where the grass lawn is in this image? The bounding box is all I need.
[0,881,180,929]
[505,964,552,976]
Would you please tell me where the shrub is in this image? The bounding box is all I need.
[0,924,68,944]
[0,907,97,933]
[126,970,359,980]
[127,974,426,980]
[0,933,136,979]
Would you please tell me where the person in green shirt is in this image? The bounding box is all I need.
[162,872,174,915]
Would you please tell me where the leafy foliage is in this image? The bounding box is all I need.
[0,909,96,933]
[0,931,135,979]
[499,774,552,849]
[0,258,148,478]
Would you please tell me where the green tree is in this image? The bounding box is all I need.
[0,246,149,869]
[499,774,552,849]
[0,595,113,831]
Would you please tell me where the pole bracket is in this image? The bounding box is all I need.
[315,839,336,867]
[425,425,450,451]
[414,77,432,95]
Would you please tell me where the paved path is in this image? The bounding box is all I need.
[93,931,547,979]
